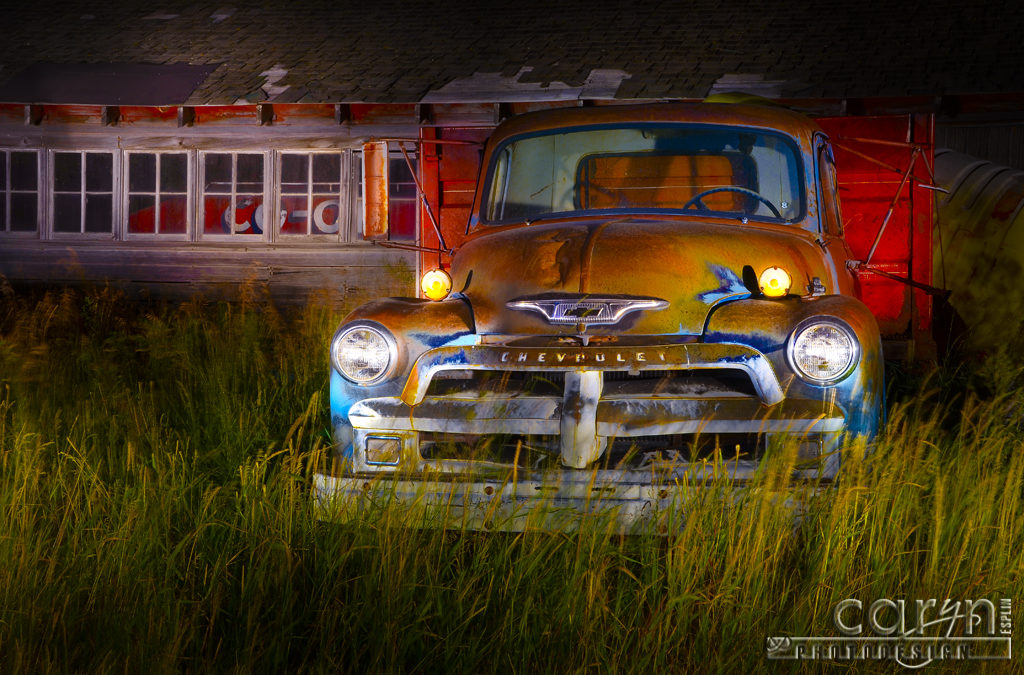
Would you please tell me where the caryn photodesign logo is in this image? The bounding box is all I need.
[767,597,1013,668]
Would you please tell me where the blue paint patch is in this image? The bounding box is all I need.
[706,332,782,356]
[696,264,751,306]
[437,350,471,367]
[329,370,354,417]
[409,330,473,349]
[442,333,478,347]
[329,370,356,459]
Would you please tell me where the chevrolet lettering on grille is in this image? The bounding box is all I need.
[498,348,666,364]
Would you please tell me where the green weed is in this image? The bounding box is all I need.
[0,287,1020,673]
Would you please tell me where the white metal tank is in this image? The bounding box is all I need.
[934,149,1024,357]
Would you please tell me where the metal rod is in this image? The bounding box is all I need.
[398,141,448,255]
[374,240,450,254]
[865,148,919,265]
[836,136,940,185]
[860,264,948,297]
[374,137,481,146]
[832,142,933,185]
[919,148,937,185]
[837,136,928,150]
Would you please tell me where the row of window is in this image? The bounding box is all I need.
[0,149,418,242]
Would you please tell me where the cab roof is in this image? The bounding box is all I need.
[487,102,823,148]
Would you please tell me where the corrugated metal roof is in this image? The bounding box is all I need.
[1,0,1023,106]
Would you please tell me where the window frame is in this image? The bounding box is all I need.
[478,122,806,228]
[816,141,844,237]
[49,149,121,239]
[275,150,359,243]
[0,149,42,236]
[122,150,193,241]
[0,144,381,245]
[198,150,272,242]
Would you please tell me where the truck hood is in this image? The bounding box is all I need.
[450,216,833,336]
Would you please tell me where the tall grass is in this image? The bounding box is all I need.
[0,287,1020,673]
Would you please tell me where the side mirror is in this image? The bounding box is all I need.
[362,141,389,240]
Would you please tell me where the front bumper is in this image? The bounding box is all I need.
[312,463,824,533]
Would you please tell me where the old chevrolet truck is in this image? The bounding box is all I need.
[314,102,933,530]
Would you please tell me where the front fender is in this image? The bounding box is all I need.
[329,297,476,459]
[704,295,884,439]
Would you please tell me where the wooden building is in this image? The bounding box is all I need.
[2,1,1023,306]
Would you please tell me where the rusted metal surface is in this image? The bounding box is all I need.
[320,102,884,529]
[450,218,848,336]
[361,142,390,240]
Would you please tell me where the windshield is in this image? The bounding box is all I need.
[482,124,803,225]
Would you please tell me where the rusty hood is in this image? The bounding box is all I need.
[450,217,833,336]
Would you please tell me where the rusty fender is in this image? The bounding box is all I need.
[330,296,475,455]
[704,294,884,438]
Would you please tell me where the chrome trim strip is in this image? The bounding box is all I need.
[399,342,784,406]
[350,396,844,436]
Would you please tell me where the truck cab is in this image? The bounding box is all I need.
[315,103,885,530]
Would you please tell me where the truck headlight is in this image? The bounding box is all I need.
[788,320,858,383]
[331,323,397,384]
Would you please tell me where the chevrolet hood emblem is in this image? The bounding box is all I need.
[506,293,669,325]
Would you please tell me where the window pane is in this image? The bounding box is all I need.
[10,194,37,232]
[129,154,156,192]
[0,193,5,229]
[234,195,261,234]
[311,195,341,235]
[85,153,112,192]
[280,195,309,234]
[236,154,263,187]
[313,154,341,188]
[389,156,417,200]
[390,157,413,182]
[54,194,81,232]
[85,194,112,232]
[203,194,232,234]
[0,153,6,190]
[161,153,187,193]
[54,153,80,192]
[391,182,418,200]
[11,152,36,190]
[204,154,232,192]
[389,200,417,241]
[281,154,308,191]
[128,194,156,233]
[161,195,188,234]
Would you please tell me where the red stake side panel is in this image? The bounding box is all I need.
[816,114,934,345]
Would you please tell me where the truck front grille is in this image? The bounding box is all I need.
[425,368,758,398]
[418,431,766,470]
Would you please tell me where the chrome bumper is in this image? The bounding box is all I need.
[312,464,820,533]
